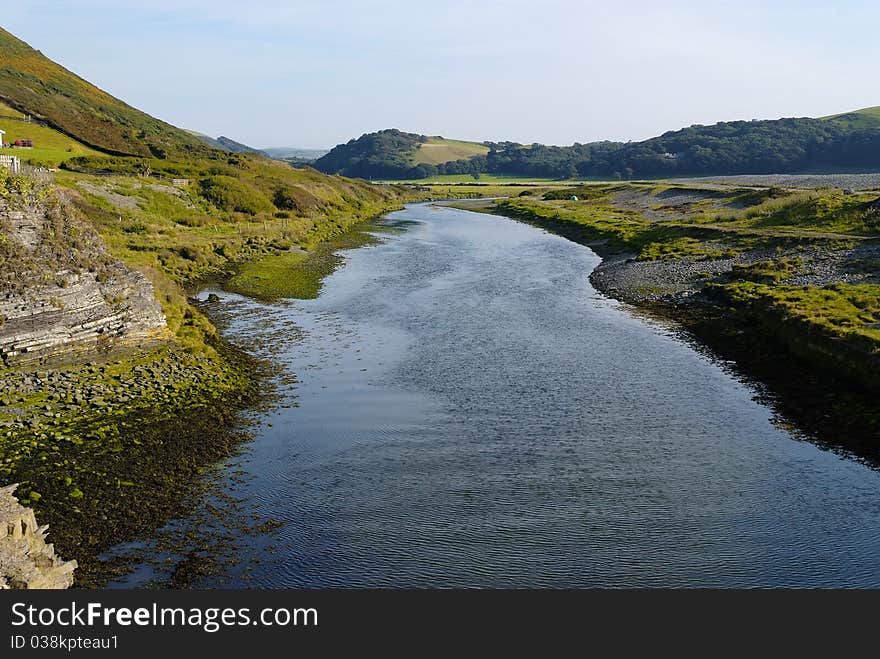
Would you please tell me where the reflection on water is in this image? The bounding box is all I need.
[116,203,880,588]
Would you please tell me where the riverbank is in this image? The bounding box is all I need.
[0,208,413,586]
[0,164,426,586]
[454,183,880,457]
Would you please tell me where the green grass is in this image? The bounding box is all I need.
[417,183,561,199]
[226,250,311,299]
[0,102,104,166]
[226,224,379,301]
[716,282,880,350]
[705,189,880,236]
[413,137,489,165]
[637,237,731,261]
[496,184,880,257]
[822,106,880,130]
[730,257,802,284]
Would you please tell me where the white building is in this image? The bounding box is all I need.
[0,154,21,174]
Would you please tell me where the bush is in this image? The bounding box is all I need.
[273,185,322,212]
[122,222,148,234]
[198,176,274,215]
[178,245,203,261]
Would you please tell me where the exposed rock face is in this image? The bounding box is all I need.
[0,484,76,589]
[0,191,168,363]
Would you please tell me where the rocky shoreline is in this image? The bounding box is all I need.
[0,483,76,589]
[0,209,403,588]
[0,340,265,587]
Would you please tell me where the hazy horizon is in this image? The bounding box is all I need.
[4,1,879,149]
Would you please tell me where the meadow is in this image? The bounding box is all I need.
[0,101,103,166]
[413,137,489,166]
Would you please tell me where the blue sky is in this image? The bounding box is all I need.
[3,1,879,148]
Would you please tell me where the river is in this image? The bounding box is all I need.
[113,202,880,588]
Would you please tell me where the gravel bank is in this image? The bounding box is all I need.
[670,173,880,191]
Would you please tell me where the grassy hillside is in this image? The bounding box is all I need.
[414,137,489,165]
[313,129,489,179]
[823,106,880,130]
[56,153,409,333]
[0,100,103,166]
[0,27,213,158]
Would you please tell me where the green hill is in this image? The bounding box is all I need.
[313,129,489,179]
[0,26,213,158]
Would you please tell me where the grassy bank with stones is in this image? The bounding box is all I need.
[479,183,880,457]
[0,162,425,586]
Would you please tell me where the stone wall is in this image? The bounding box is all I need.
[0,192,169,363]
[0,484,76,589]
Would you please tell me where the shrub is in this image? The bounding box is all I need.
[198,176,274,215]
[273,185,322,213]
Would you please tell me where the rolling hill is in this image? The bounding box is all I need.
[0,26,213,158]
[312,129,489,179]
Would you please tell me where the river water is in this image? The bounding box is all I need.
[118,203,880,587]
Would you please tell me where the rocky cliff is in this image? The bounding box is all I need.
[0,484,76,588]
[0,184,168,363]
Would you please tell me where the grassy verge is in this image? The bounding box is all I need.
[225,223,380,301]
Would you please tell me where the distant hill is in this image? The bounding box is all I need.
[263,147,329,160]
[0,26,214,159]
[316,108,880,180]
[313,129,490,179]
[187,130,266,155]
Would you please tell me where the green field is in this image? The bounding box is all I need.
[0,101,103,166]
[822,106,880,130]
[413,137,489,165]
